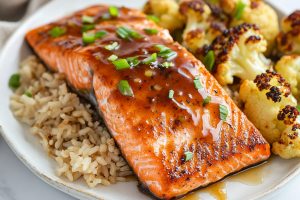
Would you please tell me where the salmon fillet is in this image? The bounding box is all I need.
[25,5,270,199]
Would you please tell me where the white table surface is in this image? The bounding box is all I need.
[0,0,300,200]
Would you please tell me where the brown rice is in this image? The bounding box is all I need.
[9,56,132,187]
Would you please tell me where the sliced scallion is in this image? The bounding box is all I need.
[193,78,203,90]
[155,44,177,61]
[113,59,131,70]
[82,15,94,24]
[108,54,118,61]
[105,42,119,51]
[49,26,66,38]
[142,53,157,64]
[82,32,95,44]
[234,0,246,20]
[116,26,143,40]
[118,80,134,96]
[24,91,33,98]
[161,62,174,68]
[109,6,119,17]
[203,96,211,106]
[95,30,107,39]
[184,151,193,162]
[297,105,300,112]
[219,104,229,121]
[147,15,160,23]
[203,50,215,72]
[168,89,174,99]
[126,56,140,67]
[82,24,95,32]
[8,73,20,89]
[144,28,158,35]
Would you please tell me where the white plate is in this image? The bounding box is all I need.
[0,0,299,200]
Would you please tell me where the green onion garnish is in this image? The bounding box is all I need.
[49,26,66,38]
[116,26,143,40]
[147,15,160,23]
[109,6,119,17]
[203,50,215,72]
[82,32,96,44]
[142,53,157,64]
[168,89,174,99]
[144,28,158,35]
[82,24,95,32]
[161,62,174,68]
[105,42,119,51]
[193,77,203,90]
[8,73,20,89]
[113,59,131,70]
[155,45,177,61]
[126,56,140,67]
[24,91,33,98]
[184,151,193,162]
[203,96,211,106]
[82,15,94,24]
[234,0,246,20]
[118,80,134,96]
[297,105,300,112]
[219,104,229,121]
[95,30,107,39]
[108,54,118,61]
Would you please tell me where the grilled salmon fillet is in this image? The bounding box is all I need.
[26,5,270,199]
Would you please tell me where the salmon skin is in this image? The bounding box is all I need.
[26,5,270,199]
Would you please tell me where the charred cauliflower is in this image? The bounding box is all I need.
[239,70,297,144]
[210,23,271,86]
[144,0,185,32]
[272,106,300,159]
[179,0,227,53]
[275,55,300,101]
[220,0,279,54]
[277,10,300,55]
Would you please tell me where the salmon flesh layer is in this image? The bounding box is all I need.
[26,5,270,199]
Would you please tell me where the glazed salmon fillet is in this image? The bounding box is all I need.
[26,5,270,199]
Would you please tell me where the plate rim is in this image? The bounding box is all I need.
[0,0,299,200]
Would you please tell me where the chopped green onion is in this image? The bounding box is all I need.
[118,80,134,96]
[24,91,33,98]
[8,73,20,89]
[116,26,143,40]
[155,44,170,52]
[82,15,94,24]
[108,54,118,61]
[82,32,95,44]
[126,56,140,67]
[113,59,131,70]
[161,62,174,68]
[184,151,193,162]
[147,15,160,23]
[168,89,174,99]
[142,53,157,64]
[219,104,229,121]
[82,24,95,32]
[203,96,211,106]
[105,42,119,51]
[144,69,154,77]
[234,0,246,20]
[49,26,66,38]
[109,6,119,17]
[193,78,203,90]
[203,50,215,72]
[144,28,158,35]
[297,105,300,112]
[95,30,107,39]
[155,45,177,61]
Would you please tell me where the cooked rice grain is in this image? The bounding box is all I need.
[10,56,132,187]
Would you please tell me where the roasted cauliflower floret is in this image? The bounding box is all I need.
[275,55,300,101]
[210,23,271,86]
[239,70,297,144]
[179,0,227,53]
[272,106,300,159]
[220,0,279,54]
[144,0,185,32]
[277,10,300,55]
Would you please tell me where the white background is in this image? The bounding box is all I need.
[0,0,300,199]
